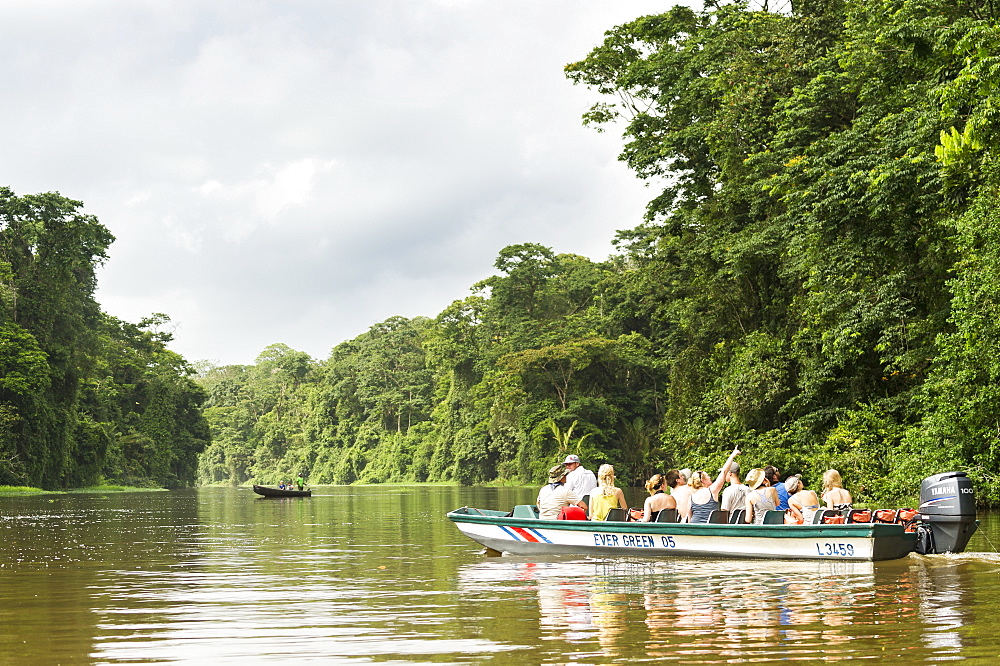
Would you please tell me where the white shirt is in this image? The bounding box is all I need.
[537,483,581,520]
[565,465,597,498]
[721,482,749,513]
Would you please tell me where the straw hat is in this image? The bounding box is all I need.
[745,468,766,490]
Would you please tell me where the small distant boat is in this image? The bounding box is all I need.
[252,484,311,498]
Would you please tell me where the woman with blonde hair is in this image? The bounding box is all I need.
[589,464,628,521]
[640,472,677,522]
[822,469,853,510]
[744,468,779,524]
[687,446,741,523]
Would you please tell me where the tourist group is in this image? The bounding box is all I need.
[538,447,854,525]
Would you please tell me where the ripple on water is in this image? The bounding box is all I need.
[4,489,1000,663]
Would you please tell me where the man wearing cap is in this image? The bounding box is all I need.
[537,464,588,520]
[720,461,748,514]
[563,454,598,501]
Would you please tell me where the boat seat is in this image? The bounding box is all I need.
[872,509,898,524]
[729,509,746,524]
[655,508,679,523]
[708,510,730,524]
[814,509,846,524]
[846,509,872,523]
[511,505,540,519]
[604,508,628,522]
[762,510,786,525]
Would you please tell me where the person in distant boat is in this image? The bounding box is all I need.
[688,447,741,523]
[641,472,677,522]
[720,461,748,514]
[278,482,286,490]
[537,464,588,520]
[669,469,694,522]
[764,465,789,510]
[822,469,853,510]
[563,454,598,503]
[589,464,628,520]
[296,474,305,491]
[787,476,820,524]
[744,468,779,524]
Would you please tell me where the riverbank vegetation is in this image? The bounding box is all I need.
[0,486,48,496]
[0,189,209,490]
[0,484,165,495]
[195,0,1000,505]
[8,0,990,505]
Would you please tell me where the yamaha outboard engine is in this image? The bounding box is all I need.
[916,472,978,554]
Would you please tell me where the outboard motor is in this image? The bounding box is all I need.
[915,472,978,554]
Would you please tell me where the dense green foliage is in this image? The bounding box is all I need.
[198,0,1000,504]
[0,189,208,489]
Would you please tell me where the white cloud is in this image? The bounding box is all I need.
[0,0,684,365]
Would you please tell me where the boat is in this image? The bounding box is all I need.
[447,471,978,561]
[252,484,312,498]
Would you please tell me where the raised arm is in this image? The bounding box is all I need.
[709,446,741,496]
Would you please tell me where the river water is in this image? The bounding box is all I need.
[2,485,999,664]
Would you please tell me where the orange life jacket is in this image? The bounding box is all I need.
[873,509,897,523]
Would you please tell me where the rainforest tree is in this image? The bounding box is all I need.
[196,0,1000,504]
[0,188,207,488]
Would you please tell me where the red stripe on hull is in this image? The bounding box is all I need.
[510,527,540,542]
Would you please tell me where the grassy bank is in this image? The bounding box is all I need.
[65,485,167,493]
[0,484,167,496]
[0,486,49,496]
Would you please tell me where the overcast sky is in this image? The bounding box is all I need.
[1,0,682,366]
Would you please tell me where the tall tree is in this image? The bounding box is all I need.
[0,189,113,486]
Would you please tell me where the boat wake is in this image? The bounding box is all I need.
[923,551,1000,564]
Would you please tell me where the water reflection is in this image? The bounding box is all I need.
[2,488,1000,663]
[913,557,978,658]
[457,555,990,662]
